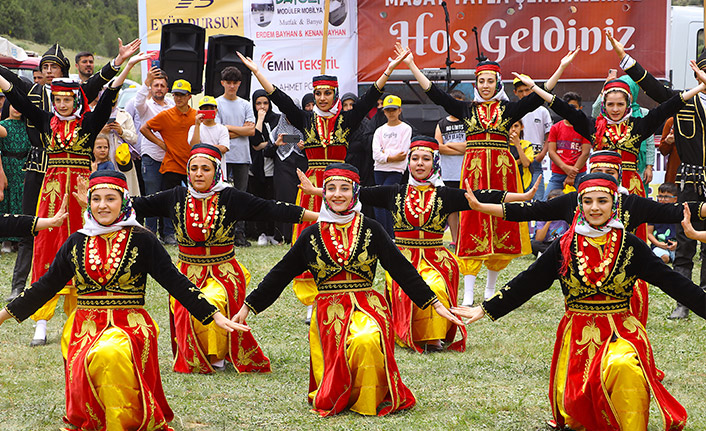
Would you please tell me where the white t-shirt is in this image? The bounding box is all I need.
[188,123,231,179]
[372,122,413,173]
[520,106,553,155]
[216,96,255,164]
[437,116,465,182]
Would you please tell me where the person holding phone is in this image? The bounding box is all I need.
[188,96,230,180]
[648,182,679,264]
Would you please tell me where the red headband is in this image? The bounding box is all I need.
[603,80,631,95]
[88,175,128,191]
[590,154,621,168]
[323,168,360,184]
[410,139,439,152]
[313,79,338,88]
[475,64,501,75]
[578,177,618,195]
[190,146,222,161]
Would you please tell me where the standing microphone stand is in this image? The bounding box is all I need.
[442,1,453,90]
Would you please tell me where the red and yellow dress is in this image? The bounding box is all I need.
[360,185,504,352]
[3,82,119,322]
[268,85,383,303]
[5,227,219,430]
[481,229,706,430]
[424,83,544,276]
[133,185,305,374]
[548,88,688,327]
[244,214,440,416]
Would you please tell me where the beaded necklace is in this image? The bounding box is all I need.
[187,194,220,235]
[87,229,128,284]
[575,230,620,287]
[405,186,434,222]
[476,102,500,129]
[326,214,361,266]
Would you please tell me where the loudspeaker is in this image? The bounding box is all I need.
[159,23,206,93]
[205,35,255,100]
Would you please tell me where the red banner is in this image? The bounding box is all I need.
[358,0,668,83]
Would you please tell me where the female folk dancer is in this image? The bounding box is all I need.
[456,173,706,431]
[298,137,538,353]
[235,163,462,416]
[129,144,318,374]
[396,43,578,305]
[1,171,244,430]
[513,56,706,326]
[236,48,410,311]
[0,51,147,346]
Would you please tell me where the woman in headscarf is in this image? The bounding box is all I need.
[235,163,463,416]
[0,51,148,346]
[298,137,538,353]
[455,172,706,431]
[237,47,411,307]
[0,170,244,430]
[128,144,318,374]
[397,43,579,305]
[591,74,656,188]
[249,89,282,245]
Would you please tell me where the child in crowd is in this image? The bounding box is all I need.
[92,134,115,171]
[508,121,535,192]
[188,96,230,179]
[544,92,591,199]
[530,188,569,256]
[372,94,412,237]
[648,182,679,263]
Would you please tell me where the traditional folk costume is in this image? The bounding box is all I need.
[0,44,118,302]
[244,163,440,416]
[358,137,500,352]
[424,62,543,280]
[268,75,383,305]
[4,171,220,431]
[3,78,120,328]
[500,151,706,327]
[132,144,306,374]
[482,173,706,431]
[620,53,706,318]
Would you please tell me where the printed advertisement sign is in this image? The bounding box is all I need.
[140,0,245,45]
[247,0,352,40]
[357,0,669,83]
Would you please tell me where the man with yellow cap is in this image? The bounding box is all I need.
[141,79,197,216]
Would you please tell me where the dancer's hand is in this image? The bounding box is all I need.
[213,311,250,332]
[297,168,321,196]
[35,194,69,231]
[233,304,251,326]
[521,176,542,201]
[558,49,580,70]
[237,52,258,73]
[605,30,626,59]
[115,38,141,66]
[682,203,701,241]
[511,72,535,89]
[450,306,485,324]
[433,301,463,326]
[394,42,413,66]
[0,308,11,324]
[464,179,482,211]
[690,60,706,88]
[73,176,89,209]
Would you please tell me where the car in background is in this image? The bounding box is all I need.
[117,79,140,109]
[0,56,40,83]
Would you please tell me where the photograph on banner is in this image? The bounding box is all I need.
[357,0,668,82]
[141,0,245,45]
[246,0,353,40]
[249,37,358,105]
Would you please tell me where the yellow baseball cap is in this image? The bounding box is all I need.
[199,96,218,108]
[171,79,192,94]
[383,95,401,109]
[513,74,531,85]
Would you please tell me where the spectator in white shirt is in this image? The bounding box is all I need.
[372,94,412,237]
[188,96,230,178]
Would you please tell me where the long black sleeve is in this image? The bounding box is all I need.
[548,96,594,143]
[622,195,703,229]
[373,219,437,309]
[0,214,37,238]
[5,236,78,322]
[425,82,468,120]
[132,188,177,219]
[245,232,311,314]
[83,85,120,137]
[632,94,686,139]
[502,192,578,224]
[359,185,401,210]
[145,233,217,323]
[441,187,507,214]
[630,235,706,319]
[2,84,51,133]
[482,239,561,321]
[343,83,383,130]
[623,59,678,104]
[82,61,119,102]
[269,88,309,133]
[222,187,305,223]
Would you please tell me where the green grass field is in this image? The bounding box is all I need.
[0,244,704,431]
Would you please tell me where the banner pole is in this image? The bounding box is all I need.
[321,0,331,74]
